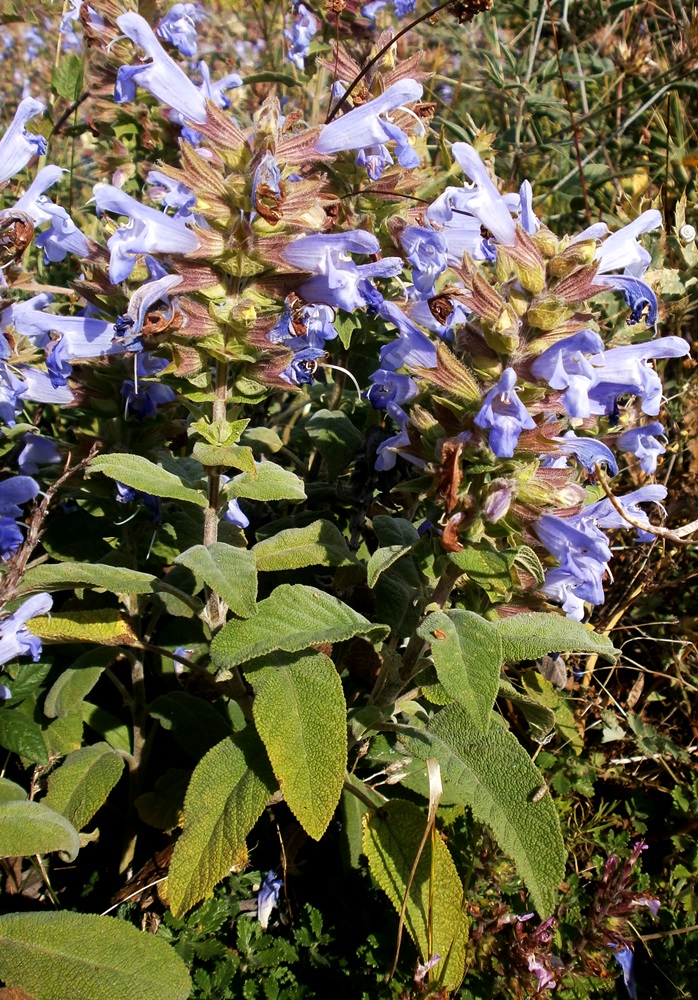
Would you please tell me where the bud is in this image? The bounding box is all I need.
[414,342,481,403]
[548,238,597,277]
[484,304,520,354]
[532,227,559,258]
[483,482,513,523]
[526,295,574,331]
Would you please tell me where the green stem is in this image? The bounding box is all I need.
[203,359,230,630]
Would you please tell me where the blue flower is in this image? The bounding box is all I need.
[93,184,200,284]
[609,946,638,1000]
[0,593,52,667]
[366,368,418,410]
[551,430,618,477]
[223,497,249,529]
[257,871,283,929]
[115,481,162,525]
[280,347,326,386]
[267,302,337,352]
[587,336,690,417]
[146,170,196,216]
[617,422,666,475]
[377,301,438,371]
[0,98,46,185]
[281,231,403,313]
[16,433,61,475]
[121,353,176,419]
[8,165,89,263]
[285,4,318,72]
[315,79,423,173]
[535,514,611,621]
[117,272,183,350]
[0,475,40,519]
[474,368,535,458]
[156,3,207,58]
[400,226,448,299]
[579,484,667,542]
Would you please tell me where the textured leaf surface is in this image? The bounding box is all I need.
[417,611,502,731]
[363,799,466,992]
[192,441,256,474]
[44,648,115,719]
[89,454,206,506]
[27,610,137,647]
[367,544,414,589]
[498,680,556,743]
[149,692,232,758]
[252,520,356,572]
[0,801,80,861]
[0,709,48,764]
[81,702,131,754]
[450,546,514,597]
[492,612,617,663]
[43,743,125,831]
[222,461,306,502]
[211,585,388,670]
[0,778,27,803]
[168,730,276,917]
[406,705,565,916]
[246,651,347,840]
[174,544,257,617]
[305,409,362,479]
[0,911,191,1000]
[18,562,158,596]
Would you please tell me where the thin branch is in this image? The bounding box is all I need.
[593,463,698,546]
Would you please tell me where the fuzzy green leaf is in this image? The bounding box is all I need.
[245,651,347,840]
[43,648,116,719]
[367,544,414,589]
[0,709,48,764]
[406,705,565,916]
[81,702,131,754]
[88,454,206,506]
[305,409,362,479]
[167,730,276,917]
[222,461,306,502]
[417,611,502,731]
[27,609,138,647]
[0,801,80,861]
[149,692,233,759]
[252,520,356,572]
[174,543,257,618]
[491,612,618,663]
[0,911,191,1000]
[192,441,256,474]
[18,562,158,596]
[363,799,467,992]
[52,52,83,102]
[43,743,125,831]
[498,679,556,743]
[0,778,27,803]
[211,584,388,671]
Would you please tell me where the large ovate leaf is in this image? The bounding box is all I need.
[0,801,80,862]
[367,544,415,589]
[43,743,125,831]
[252,520,356,572]
[363,799,467,992]
[27,610,137,647]
[491,612,618,663]
[149,692,232,758]
[174,543,257,617]
[417,610,502,731]
[192,441,256,474]
[449,546,515,598]
[43,648,115,719]
[167,730,277,917]
[406,705,565,916]
[305,409,362,479]
[88,454,206,506]
[0,912,191,1000]
[245,651,347,840]
[0,778,27,803]
[211,584,388,671]
[222,461,306,502]
[0,709,48,764]
[17,562,158,596]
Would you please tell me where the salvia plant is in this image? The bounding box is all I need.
[0,0,687,997]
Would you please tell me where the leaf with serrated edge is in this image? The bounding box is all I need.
[246,651,347,840]
[491,612,618,663]
[18,562,158,596]
[174,544,257,618]
[168,730,276,917]
[417,611,502,732]
[211,584,388,670]
[43,744,124,831]
[0,801,80,862]
[406,705,565,917]
[0,912,191,1000]
[253,520,356,572]
[363,799,467,992]
[88,454,206,507]
[222,461,306,502]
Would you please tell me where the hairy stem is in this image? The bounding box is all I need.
[203,359,230,630]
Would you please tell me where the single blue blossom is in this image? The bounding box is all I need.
[121,353,176,419]
[223,498,249,529]
[280,346,326,386]
[617,422,666,475]
[366,368,418,410]
[474,368,535,458]
[285,4,318,72]
[587,336,690,417]
[0,592,52,667]
[609,946,637,1000]
[579,484,667,542]
[8,164,90,262]
[281,231,403,313]
[0,476,40,519]
[267,302,337,352]
[531,329,606,419]
[377,301,438,371]
[551,430,619,477]
[146,170,196,215]
[536,514,611,621]
[115,481,162,525]
[0,518,24,560]
[257,871,283,929]
[156,3,207,57]
[93,184,200,284]
[400,226,448,298]
[315,79,423,173]
[0,98,46,185]
[16,433,61,475]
